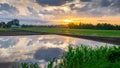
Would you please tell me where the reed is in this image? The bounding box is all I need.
[20,45,120,68]
[48,45,120,68]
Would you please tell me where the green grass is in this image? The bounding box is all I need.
[48,45,120,68]
[19,46,120,68]
[0,28,11,31]
[21,63,39,68]
[19,27,120,36]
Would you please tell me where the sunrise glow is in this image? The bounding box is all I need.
[63,19,73,23]
[0,0,119,25]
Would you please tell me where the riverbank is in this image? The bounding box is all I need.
[0,30,120,45]
[0,62,18,68]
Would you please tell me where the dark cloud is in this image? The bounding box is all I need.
[34,47,64,61]
[101,0,111,7]
[72,0,120,16]
[0,3,18,14]
[36,0,73,6]
[111,0,120,8]
[69,4,75,10]
[80,0,92,2]
[100,0,120,8]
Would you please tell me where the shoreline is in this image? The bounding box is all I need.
[0,62,18,68]
[0,30,120,45]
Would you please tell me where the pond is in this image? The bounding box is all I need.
[0,35,116,65]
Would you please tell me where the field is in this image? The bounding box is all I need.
[0,28,11,31]
[19,27,120,37]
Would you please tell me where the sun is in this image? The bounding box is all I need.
[63,19,73,23]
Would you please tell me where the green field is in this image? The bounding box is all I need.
[0,28,11,31]
[19,27,120,37]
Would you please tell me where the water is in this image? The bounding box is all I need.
[0,35,116,63]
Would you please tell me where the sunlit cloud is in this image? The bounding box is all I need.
[0,0,119,25]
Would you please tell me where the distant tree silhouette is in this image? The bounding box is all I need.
[96,23,114,30]
[0,22,5,28]
[6,19,20,28]
[66,22,120,30]
[0,19,118,30]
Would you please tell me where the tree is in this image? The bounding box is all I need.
[0,22,5,28]
[6,19,20,28]
[13,19,19,26]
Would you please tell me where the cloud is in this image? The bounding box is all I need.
[36,0,73,6]
[0,0,120,25]
[111,0,120,8]
[71,0,120,16]
[80,0,92,2]
[34,47,64,61]
[0,3,18,14]
[100,0,111,7]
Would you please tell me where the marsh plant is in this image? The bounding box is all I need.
[20,63,39,68]
[20,45,120,68]
[48,45,120,68]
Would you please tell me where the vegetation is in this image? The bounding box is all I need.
[21,63,39,68]
[67,23,120,30]
[19,27,120,36]
[19,46,120,68]
[0,19,20,28]
[21,23,120,30]
[0,18,120,30]
[48,46,120,68]
[0,28,11,31]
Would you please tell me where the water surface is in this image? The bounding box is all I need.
[0,35,116,63]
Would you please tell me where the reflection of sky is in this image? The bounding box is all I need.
[0,35,116,63]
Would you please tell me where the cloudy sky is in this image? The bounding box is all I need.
[0,0,120,25]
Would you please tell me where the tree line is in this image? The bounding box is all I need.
[0,19,20,28]
[1,19,120,30]
[22,23,120,30]
[67,23,120,30]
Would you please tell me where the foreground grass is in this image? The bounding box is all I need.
[20,46,120,68]
[48,46,120,68]
[19,27,120,36]
[21,63,39,68]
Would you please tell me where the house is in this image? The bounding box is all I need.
[11,25,21,28]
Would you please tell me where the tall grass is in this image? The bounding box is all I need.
[20,63,39,68]
[20,45,120,68]
[48,45,120,68]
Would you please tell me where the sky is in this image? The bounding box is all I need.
[0,0,120,25]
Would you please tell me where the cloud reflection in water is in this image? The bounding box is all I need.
[0,35,115,63]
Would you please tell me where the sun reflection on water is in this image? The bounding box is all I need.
[0,35,116,63]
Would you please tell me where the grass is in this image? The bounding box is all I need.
[1,27,120,36]
[21,63,39,68]
[19,45,120,68]
[48,45,120,68]
[0,28,11,31]
[19,27,120,37]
